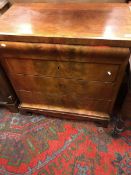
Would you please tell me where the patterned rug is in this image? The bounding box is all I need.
[0,108,130,175]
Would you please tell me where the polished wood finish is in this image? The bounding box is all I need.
[0,42,129,63]
[3,58,119,82]
[0,3,131,47]
[10,75,115,100]
[0,3,131,123]
[1,41,130,121]
[20,102,110,121]
[17,90,112,113]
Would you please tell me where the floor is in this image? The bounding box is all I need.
[0,108,130,175]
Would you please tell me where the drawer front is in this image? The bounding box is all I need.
[0,42,130,64]
[11,74,115,100]
[16,90,111,113]
[5,58,119,82]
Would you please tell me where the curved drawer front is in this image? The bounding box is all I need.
[0,42,130,63]
[10,74,115,100]
[5,58,119,82]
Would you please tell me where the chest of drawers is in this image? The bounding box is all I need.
[0,42,130,123]
[0,3,131,125]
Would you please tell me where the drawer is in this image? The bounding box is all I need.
[11,74,115,100]
[5,58,119,82]
[0,42,130,65]
[16,90,111,113]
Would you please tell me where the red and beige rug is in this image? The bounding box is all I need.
[0,108,130,175]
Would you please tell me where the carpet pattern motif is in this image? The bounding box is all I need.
[0,108,130,175]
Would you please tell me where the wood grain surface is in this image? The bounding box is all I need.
[4,58,119,82]
[0,3,131,47]
[0,3,131,122]
[1,42,130,121]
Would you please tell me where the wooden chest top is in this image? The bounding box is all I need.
[0,3,131,47]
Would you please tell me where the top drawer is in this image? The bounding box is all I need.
[0,42,130,64]
[4,58,119,82]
